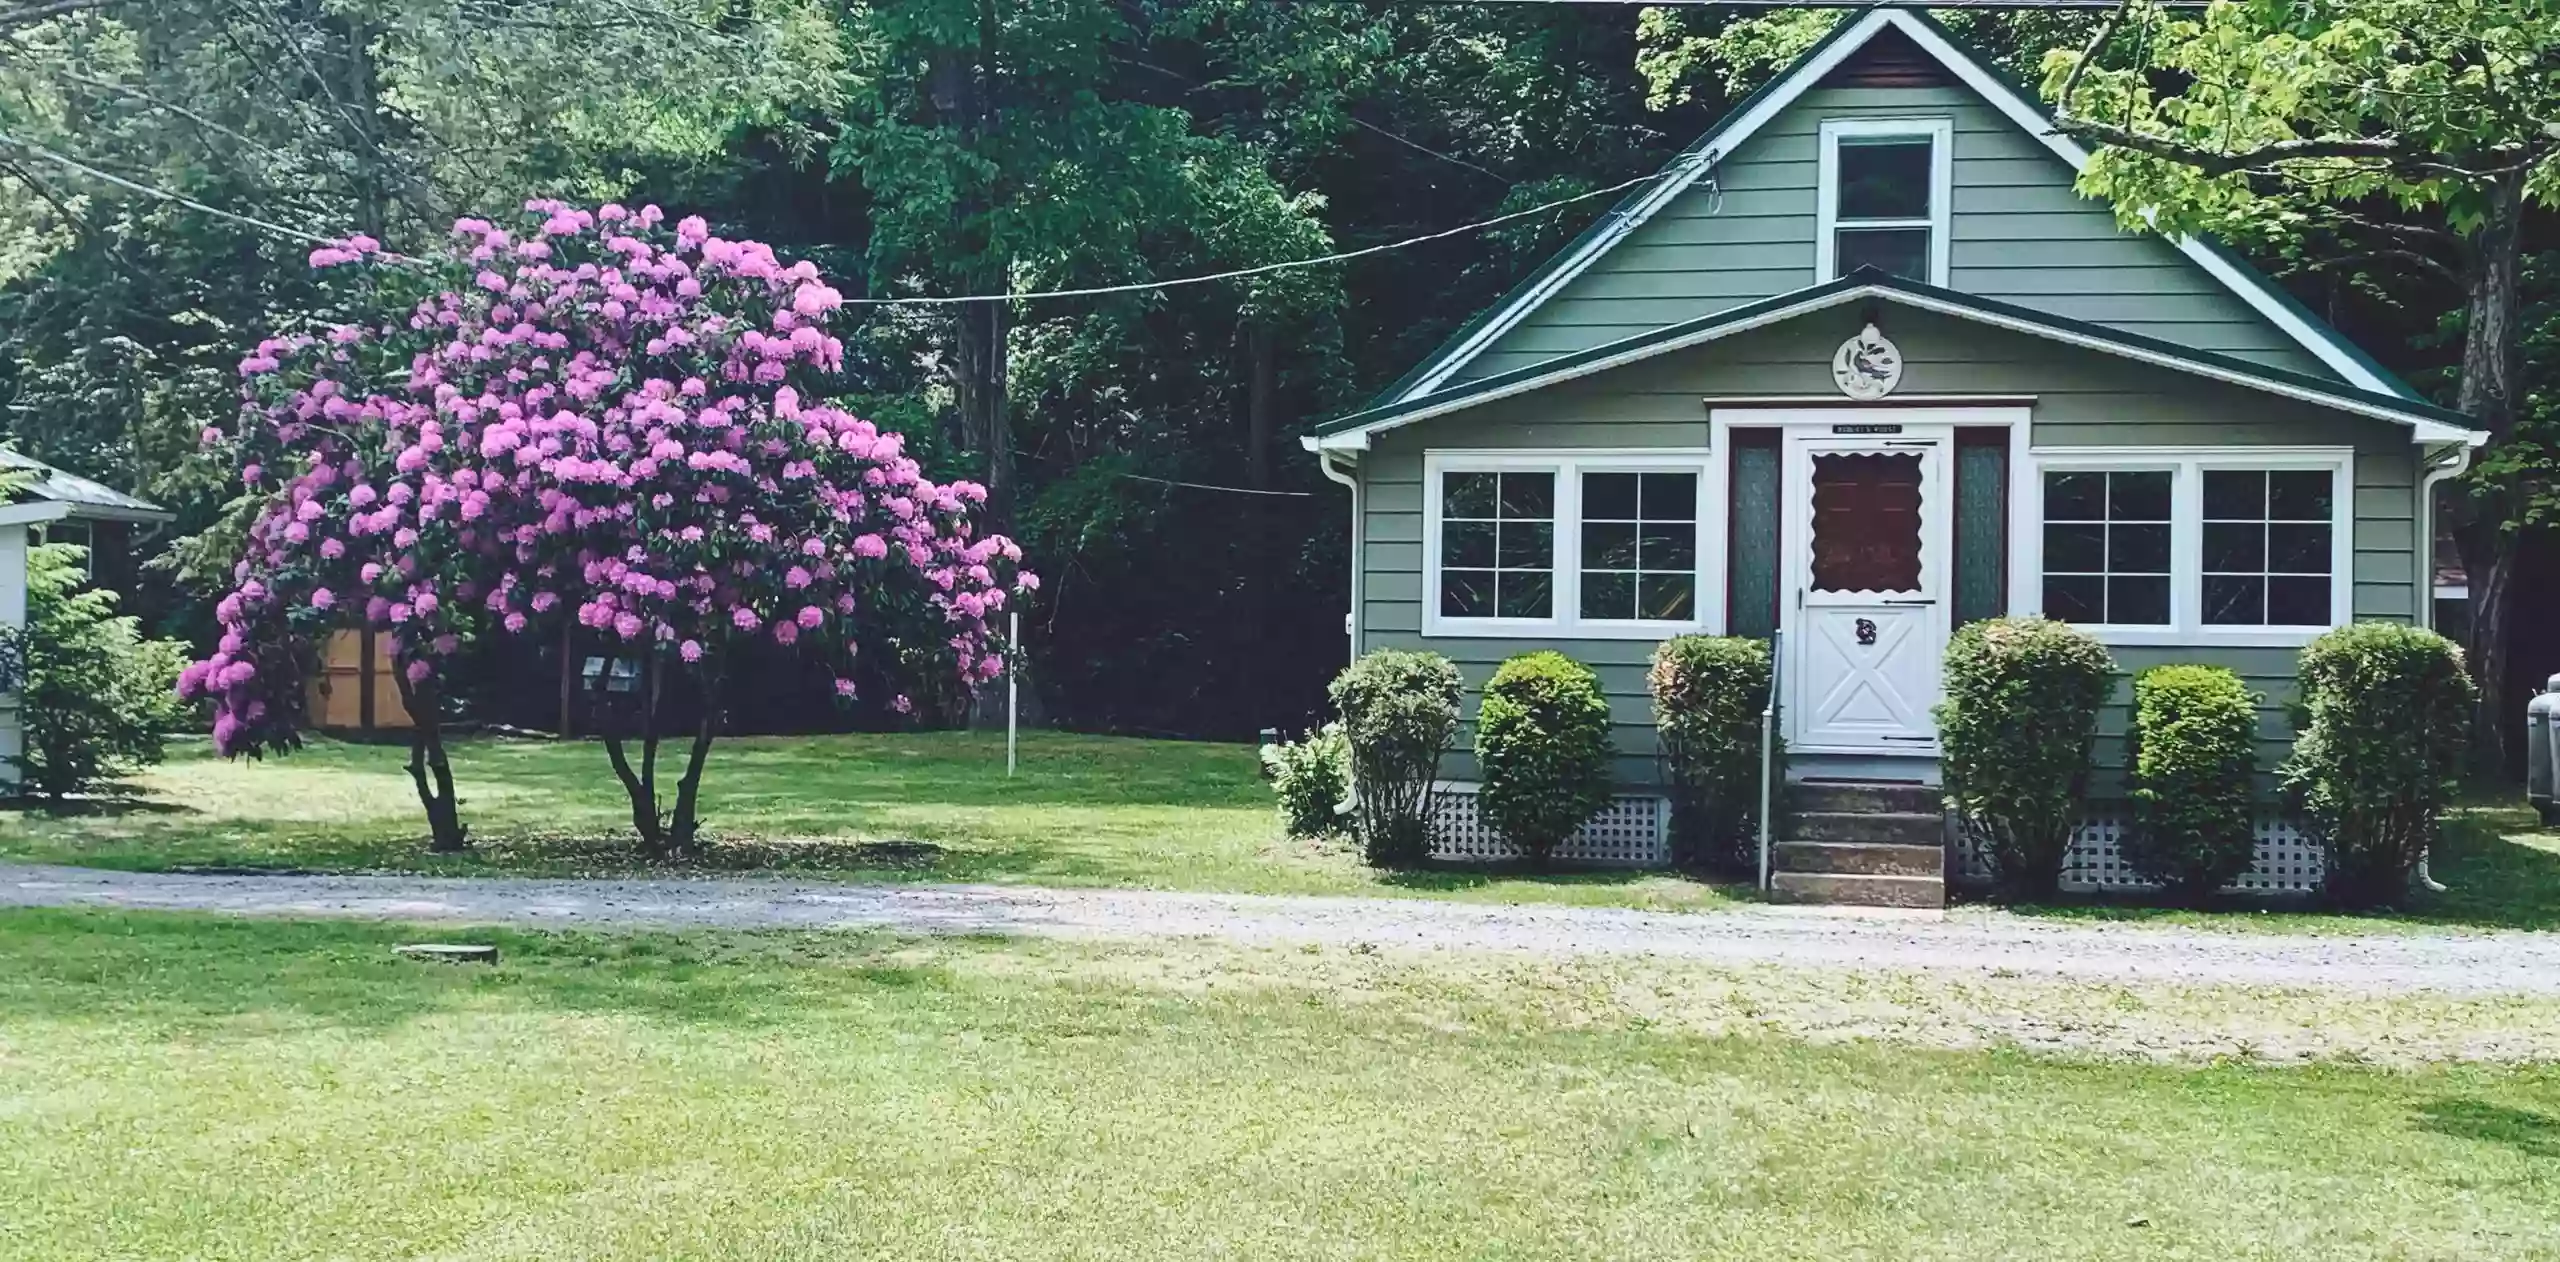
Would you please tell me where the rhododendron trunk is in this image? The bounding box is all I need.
[599,651,723,860]
[392,671,468,853]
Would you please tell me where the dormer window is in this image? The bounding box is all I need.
[1817,118,1952,286]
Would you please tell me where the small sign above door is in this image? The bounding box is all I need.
[1831,423,1903,435]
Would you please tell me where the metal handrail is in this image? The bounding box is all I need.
[1758,628,1781,892]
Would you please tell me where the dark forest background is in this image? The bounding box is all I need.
[0,2,2550,747]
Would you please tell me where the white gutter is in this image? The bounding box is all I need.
[2415,444,2473,632]
[2411,441,2473,896]
[1317,450,1361,656]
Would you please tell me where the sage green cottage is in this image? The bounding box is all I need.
[1304,9,2484,893]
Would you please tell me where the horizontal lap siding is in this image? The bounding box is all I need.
[2092,646,2309,797]
[1360,306,2418,790]
[1444,85,2338,388]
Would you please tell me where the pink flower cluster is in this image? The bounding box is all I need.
[184,201,1032,757]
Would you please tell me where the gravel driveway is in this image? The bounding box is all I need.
[9,862,2560,997]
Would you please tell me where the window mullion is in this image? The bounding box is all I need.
[1557,461,1581,631]
[2171,459,2201,636]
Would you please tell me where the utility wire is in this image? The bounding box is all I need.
[0,129,349,248]
[846,162,1686,307]
[1114,472,1314,497]
[1,126,1698,307]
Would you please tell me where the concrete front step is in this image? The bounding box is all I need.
[1790,810,1943,845]
[1787,780,1940,815]
[1769,870,1946,909]
[1774,840,1944,878]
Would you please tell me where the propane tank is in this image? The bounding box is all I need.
[2528,675,2560,827]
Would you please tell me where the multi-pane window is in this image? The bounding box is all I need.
[1579,472,1698,621]
[1821,121,1947,284]
[1833,139,1933,280]
[1429,456,1709,634]
[1438,470,1553,620]
[2034,455,2348,640]
[2040,470,2172,626]
[2203,469,2334,626]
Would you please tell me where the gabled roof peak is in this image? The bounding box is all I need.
[1377,6,2414,408]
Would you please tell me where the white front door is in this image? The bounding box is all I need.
[1783,428,1952,754]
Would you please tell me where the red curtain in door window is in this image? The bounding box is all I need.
[1808,451,1923,593]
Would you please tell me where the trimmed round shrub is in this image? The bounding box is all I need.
[1329,648,1464,867]
[2279,623,2474,909]
[1648,635,1774,873]
[1935,617,2116,898]
[2123,664,2260,902]
[1476,651,1615,864]
[1260,721,1350,838]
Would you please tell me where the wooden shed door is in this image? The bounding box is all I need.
[1783,430,1951,754]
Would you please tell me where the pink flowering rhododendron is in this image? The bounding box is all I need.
[186,201,1034,853]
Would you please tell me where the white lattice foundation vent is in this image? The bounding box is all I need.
[1954,809,2324,896]
[1428,783,1669,867]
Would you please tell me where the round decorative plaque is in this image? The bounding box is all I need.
[1831,323,1903,401]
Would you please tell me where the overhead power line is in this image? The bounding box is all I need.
[0,130,348,248]
[1114,472,1315,497]
[0,126,1700,307]
[843,162,1687,307]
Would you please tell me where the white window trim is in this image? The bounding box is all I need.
[1422,449,1713,639]
[2026,446,2355,647]
[1815,117,1953,287]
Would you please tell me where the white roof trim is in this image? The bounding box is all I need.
[0,501,169,527]
[1876,290,2478,445]
[1395,8,1902,402]
[1398,7,2400,404]
[1318,283,2484,451]
[1328,288,1866,450]
[0,503,72,528]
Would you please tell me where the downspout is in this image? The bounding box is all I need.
[2412,442,2474,894]
[2414,443,2473,632]
[1318,449,1361,655]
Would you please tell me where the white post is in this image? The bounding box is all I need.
[1758,628,1781,893]
[0,524,28,793]
[1006,608,1019,778]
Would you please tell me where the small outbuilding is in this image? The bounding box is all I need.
[0,450,173,788]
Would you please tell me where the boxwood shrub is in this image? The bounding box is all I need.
[1648,635,1773,873]
[1260,721,1350,839]
[2279,623,2474,909]
[1935,617,2116,898]
[1328,648,1464,867]
[2123,664,2259,902]
[1476,650,1615,865]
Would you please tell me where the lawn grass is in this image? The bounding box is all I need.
[3,908,2556,1260]
[0,732,1737,911]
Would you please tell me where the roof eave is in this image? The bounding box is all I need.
[1310,274,2484,451]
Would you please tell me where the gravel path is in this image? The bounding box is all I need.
[9,862,2560,997]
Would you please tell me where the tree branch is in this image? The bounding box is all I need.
[2053,0,2131,121]
[2052,115,2405,175]
[2052,5,2408,176]
[0,0,118,29]
[2295,248,2462,285]
[2317,210,2458,248]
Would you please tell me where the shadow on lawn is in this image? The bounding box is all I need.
[2001,805,2560,933]
[2414,1099,2560,1159]
[0,908,980,1034]
[0,794,199,818]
